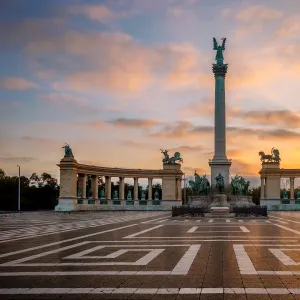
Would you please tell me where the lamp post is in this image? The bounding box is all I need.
[17,165,20,211]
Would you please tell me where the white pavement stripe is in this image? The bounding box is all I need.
[0,223,138,259]
[233,244,257,275]
[273,223,300,235]
[239,226,250,233]
[124,225,164,238]
[196,220,201,223]
[270,216,300,224]
[187,226,198,233]
[226,219,230,223]
[140,217,169,224]
[0,287,300,295]
[208,219,213,223]
[170,244,201,275]
[157,219,168,223]
[238,220,243,223]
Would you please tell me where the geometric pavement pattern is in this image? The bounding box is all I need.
[2,211,300,299]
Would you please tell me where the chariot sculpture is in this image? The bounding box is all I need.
[259,147,280,163]
[160,149,183,164]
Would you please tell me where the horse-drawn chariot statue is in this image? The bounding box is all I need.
[258,147,280,163]
[160,149,183,164]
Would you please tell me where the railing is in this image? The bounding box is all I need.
[232,206,267,217]
[172,206,208,217]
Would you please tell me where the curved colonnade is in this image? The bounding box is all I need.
[56,156,183,211]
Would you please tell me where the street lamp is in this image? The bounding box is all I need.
[17,165,20,211]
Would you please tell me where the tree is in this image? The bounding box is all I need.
[0,168,5,179]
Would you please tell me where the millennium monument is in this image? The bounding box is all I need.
[209,37,231,189]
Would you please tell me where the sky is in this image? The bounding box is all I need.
[1,0,300,187]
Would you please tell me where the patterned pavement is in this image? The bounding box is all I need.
[1,211,300,299]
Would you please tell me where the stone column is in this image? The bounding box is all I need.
[177,178,182,201]
[134,178,139,201]
[119,177,125,200]
[105,176,111,199]
[260,177,264,199]
[148,178,153,200]
[290,177,295,201]
[78,174,86,199]
[264,177,267,199]
[91,175,98,199]
[55,156,78,211]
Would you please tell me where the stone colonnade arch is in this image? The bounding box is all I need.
[56,155,183,211]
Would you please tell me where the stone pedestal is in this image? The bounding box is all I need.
[55,156,78,212]
[209,159,232,189]
[162,163,183,202]
[210,194,229,208]
[205,194,233,218]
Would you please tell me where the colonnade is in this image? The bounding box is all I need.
[260,176,296,200]
[77,174,157,200]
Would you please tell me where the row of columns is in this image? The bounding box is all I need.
[78,174,154,200]
[260,177,295,199]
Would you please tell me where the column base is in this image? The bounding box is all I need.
[55,197,78,211]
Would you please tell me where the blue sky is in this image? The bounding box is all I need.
[1,0,300,187]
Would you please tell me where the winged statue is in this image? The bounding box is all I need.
[213,37,226,63]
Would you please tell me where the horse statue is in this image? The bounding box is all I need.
[160,149,170,163]
[259,147,281,162]
[169,152,183,164]
[189,171,210,195]
[62,143,73,157]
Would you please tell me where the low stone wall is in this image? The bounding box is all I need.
[55,199,180,211]
[266,204,300,211]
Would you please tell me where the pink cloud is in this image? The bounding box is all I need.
[69,5,116,22]
[0,77,38,90]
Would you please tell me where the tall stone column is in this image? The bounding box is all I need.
[290,177,295,200]
[105,176,111,199]
[148,178,153,200]
[209,37,231,188]
[91,175,98,199]
[177,178,182,201]
[134,178,139,200]
[78,174,86,199]
[119,177,125,200]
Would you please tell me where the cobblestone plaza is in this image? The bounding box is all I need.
[1,212,300,299]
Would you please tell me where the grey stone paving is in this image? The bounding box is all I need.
[1,211,300,299]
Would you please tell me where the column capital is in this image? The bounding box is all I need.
[212,63,228,77]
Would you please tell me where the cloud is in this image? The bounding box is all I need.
[108,118,161,128]
[182,166,207,176]
[0,77,38,90]
[169,145,207,153]
[0,157,37,163]
[25,31,205,95]
[73,121,106,129]
[235,4,282,23]
[242,110,300,128]
[276,15,300,38]
[69,5,115,22]
[230,159,257,176]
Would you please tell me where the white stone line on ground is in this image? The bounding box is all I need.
[123,225,164,238]
[157,219,169,223]
[0,215,149,244]
[208,219,213,223]
[170,244,201,275]
[269,249,298,265]
[140,216,169,224]
[0,223,138,259]
[196,220,201,222]
[238,220,243,223]
[0,287,300,294]
[233,244,257,275]
[226,219,230,222]
[239,226,250,233]
[273,223,300,235]
[187,226,198,233]
[270,216,300,224]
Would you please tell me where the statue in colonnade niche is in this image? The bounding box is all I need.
[113,190,118,200]
[297,190,300,200]
[154,190,159,200]
[77,188,82,198]
[283,190,288,200]
[141,190,146,200]
[100,188,105,199]
[127,190,132,200]
[62,143,74,157]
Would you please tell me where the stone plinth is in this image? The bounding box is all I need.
[210,194,229,208]
[162,163,182,202]
[55,156,78,212]
[229,195,254,207]
[188,196,210,207]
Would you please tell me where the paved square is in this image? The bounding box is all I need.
[2,211,300,299]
